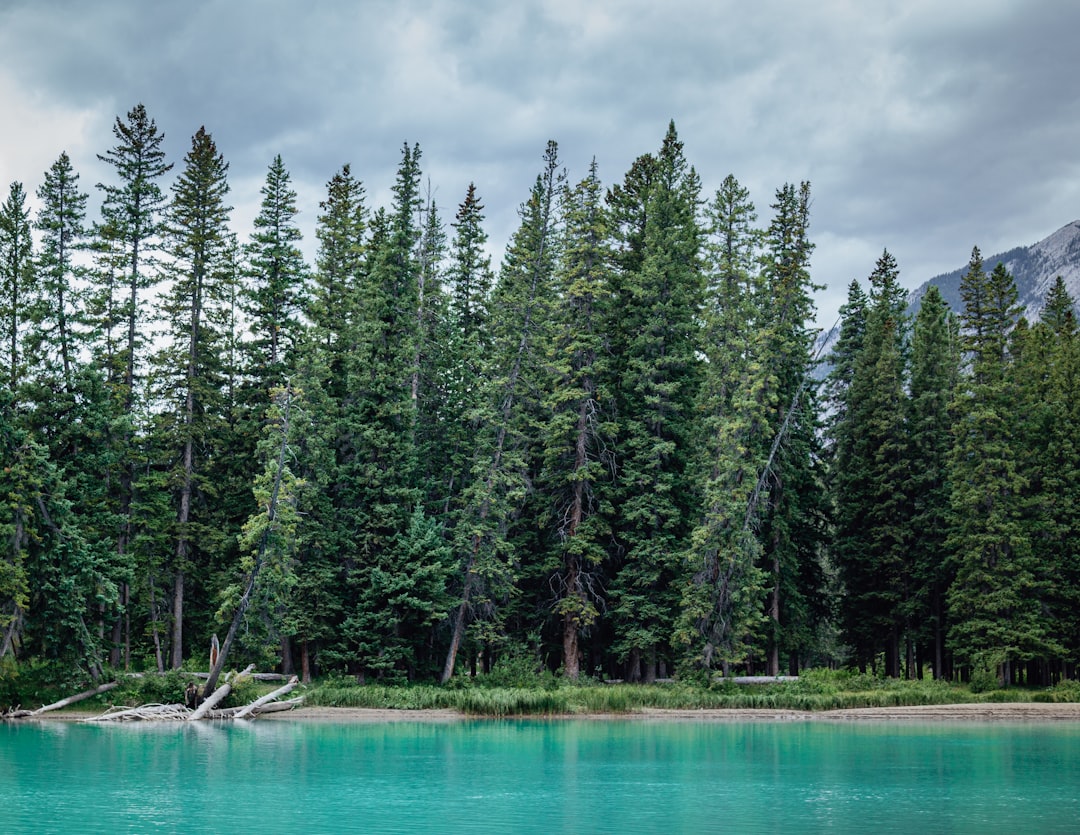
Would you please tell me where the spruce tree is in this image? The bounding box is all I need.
[754,182,827,676]
[29,152,89,392]
[832,251,909,675]
[155,126,237,668]
[947,252,1057,684]
[441,141,563,683]
[679,174,768,675]
[606,123,704,682]
[905,284,959,678]
[0,182,33,391]
[335,144,427,679]
[95,103,172,404]
[243,154,308,381]
[539,159,615,678]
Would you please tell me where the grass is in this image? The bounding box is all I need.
[303,669,1080,717]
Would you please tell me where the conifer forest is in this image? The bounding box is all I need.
[3,105,1079,689]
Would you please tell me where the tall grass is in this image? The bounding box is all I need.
[303,669,1071,717]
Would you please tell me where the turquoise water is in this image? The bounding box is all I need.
[3,719,1079,833]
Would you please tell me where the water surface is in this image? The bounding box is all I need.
[3,719,1078,833]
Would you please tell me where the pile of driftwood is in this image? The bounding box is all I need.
[2,666,302,722]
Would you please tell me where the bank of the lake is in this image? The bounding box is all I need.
[6,713,1080,834]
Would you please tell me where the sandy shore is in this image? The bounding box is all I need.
[14,702,1080,723]
[259,702,1080,723]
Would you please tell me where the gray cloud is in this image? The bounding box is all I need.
[1,0,1077,327]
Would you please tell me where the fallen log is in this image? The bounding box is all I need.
[211,696,304,719]
[31,681,120,715]
[233,676,300,719]
[188,664,255,721]
[191,672,290,682]
[85,703,191,723]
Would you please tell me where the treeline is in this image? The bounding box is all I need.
[0,105,1076,689]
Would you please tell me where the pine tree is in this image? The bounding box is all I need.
[753,181,827,676]
[94,103,172,404]
[538,159,615,678]
[441,141,563,683]
[831,250,909,675]
[28,152,89,392]
[0,182,33,391]
[155,126,237,668]
[947,252,1058,684]
[243,154,308,382]
[606,123,704,682]
[678,174,768,674]
[905,284,959,678]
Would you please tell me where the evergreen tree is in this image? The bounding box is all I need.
[606,123,704,681]
[275,164,369,679]
[831,250,909,675]
[437,184,494,516]
[155,126,237,668]
[0,182,33,391]
[28,152,89,392]
[243,154,308,381]
[441,141,563,683]
[679,174,768,674]
[947,252,1057,684]
[92,103,172,667]
[1008,277,1080,680]
[0,388,114,673]
[755,181,828,676]
[335,144,427,679]
[94,103,172,404]
[905,284,959,678]
[539,160,615,678]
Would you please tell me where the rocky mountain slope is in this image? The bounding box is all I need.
[908,219,1080,321]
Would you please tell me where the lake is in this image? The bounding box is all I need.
[3,718,1079,833]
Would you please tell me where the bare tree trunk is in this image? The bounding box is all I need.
[190,664,255,721]
[31,681,119,715]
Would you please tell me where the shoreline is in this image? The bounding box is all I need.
[17,702,1080,723]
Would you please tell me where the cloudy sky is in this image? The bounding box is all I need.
[2,0,1078,329]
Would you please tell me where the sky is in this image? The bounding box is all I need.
[1,0,1078,330]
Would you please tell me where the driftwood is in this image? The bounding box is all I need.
[2,681,120,720]
[86,703,192,723]
[192,672,291,682]
[215,696,304,718]
[85,696,304,722]
[234,676,299,719]
[189,664,256,721]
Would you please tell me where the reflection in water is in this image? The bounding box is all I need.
[3,719,1079,833]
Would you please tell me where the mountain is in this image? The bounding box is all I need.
[908,220,1080,321]
[815,221,1080,374]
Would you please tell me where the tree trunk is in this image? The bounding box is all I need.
[30,681,119,715]
[563,607,580,681]
[171,568,185,670]
[189,664,255,721]
[234,675,299,719]
[767,550,780,677]
[301,640,311,684]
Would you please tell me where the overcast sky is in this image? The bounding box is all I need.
[2,0,1078,329]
